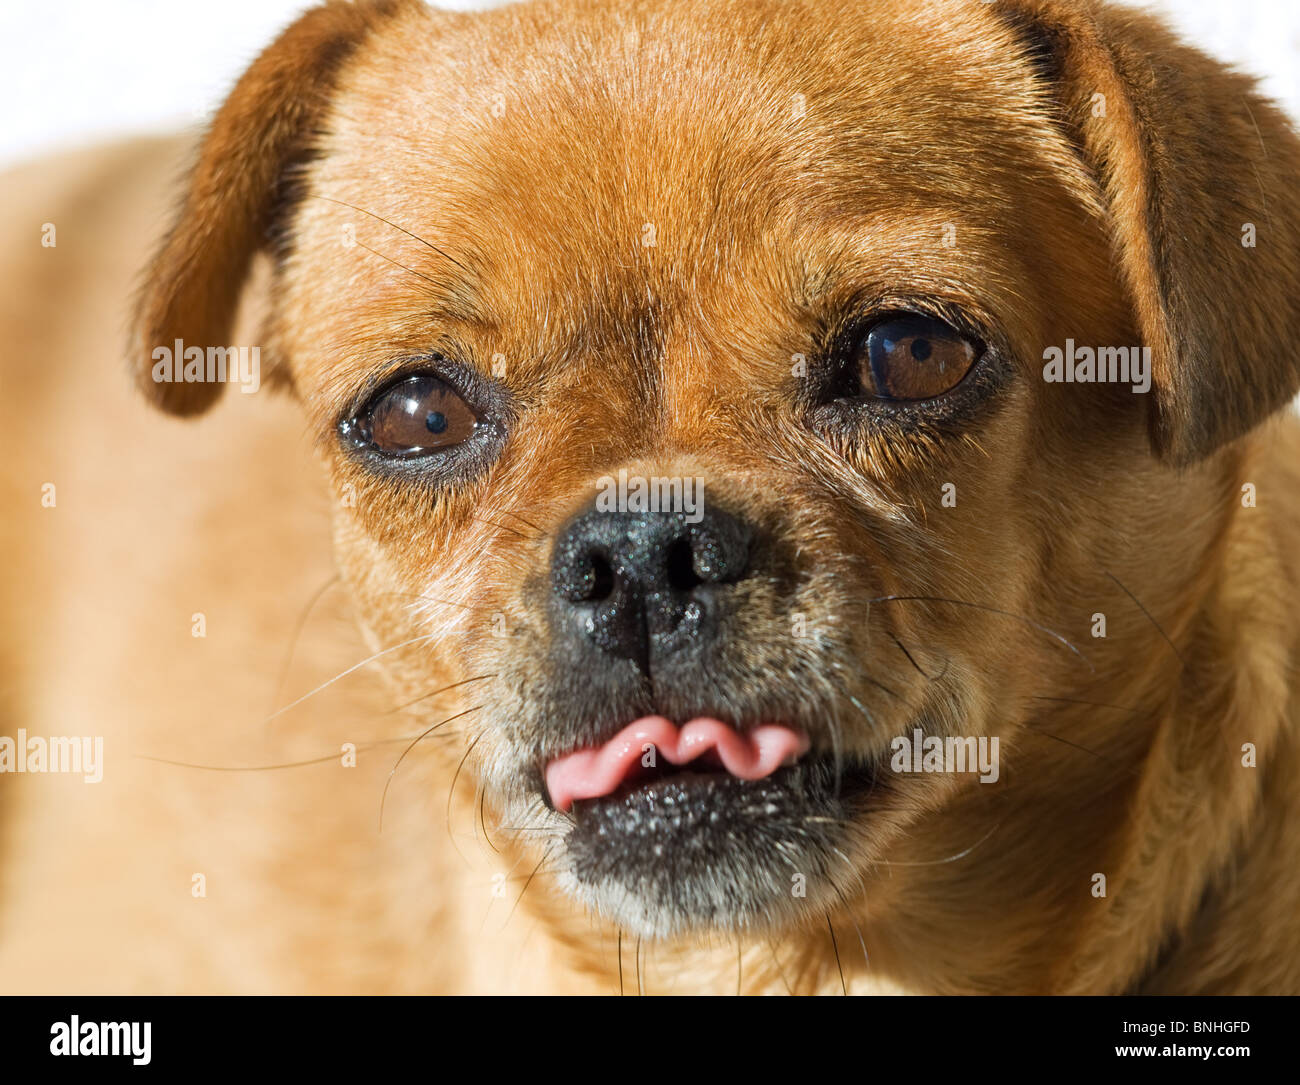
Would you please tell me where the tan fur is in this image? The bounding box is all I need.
[2,0,1299,994]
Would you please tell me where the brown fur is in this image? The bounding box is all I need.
[2,0,1299,993]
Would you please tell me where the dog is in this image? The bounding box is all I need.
[2,0,1299,995]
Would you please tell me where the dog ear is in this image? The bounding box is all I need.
[992,0,1300,465]
[132,0,416,416]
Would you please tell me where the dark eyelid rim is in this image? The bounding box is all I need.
[801,295,1011,434]
[346,374,477,458]
[859,311,984,399]
[837,302,988,372]
[336,351,513,482]
[833,296,991,381]
[338,351,495,423]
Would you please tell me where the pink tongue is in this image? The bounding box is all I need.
[544,716,810,813]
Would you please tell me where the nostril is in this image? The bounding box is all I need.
[589,551,616,601]
[665,537,702,592]
[556,546,617,604]
[687,521,751,585]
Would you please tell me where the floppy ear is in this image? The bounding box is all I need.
[993,0,1300,465]
[132,0,416,416]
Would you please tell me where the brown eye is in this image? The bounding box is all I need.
[859,315,981,400]
[353,374,478,456]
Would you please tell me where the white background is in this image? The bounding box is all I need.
[1,0,1296,168]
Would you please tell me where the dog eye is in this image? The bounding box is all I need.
[350,374,478,456]
[856,314,981,400]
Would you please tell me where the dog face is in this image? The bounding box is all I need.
[134,0,1300,972]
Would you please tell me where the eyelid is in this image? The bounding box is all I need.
[816,309,974,400]
[348,374,477,457]
[864,318,979,401]
[833,293,991,348]
[341,353,468,420]
[800,300,1008,447]
[335,355,513,485]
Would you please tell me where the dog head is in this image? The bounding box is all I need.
[133,0,1300,986]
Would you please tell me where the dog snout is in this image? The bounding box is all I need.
[550,504,754,670]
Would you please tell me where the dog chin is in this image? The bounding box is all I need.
[548,757,882,938]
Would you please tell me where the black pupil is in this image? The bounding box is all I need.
[426,411,448,434]
[909,338,932,361]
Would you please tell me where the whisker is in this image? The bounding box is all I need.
[1029,694,1146,717]
[446,731,484,833]
[826,878,873,980]
[139,734,414,773]
[311,194,470,274]
[266,633,436,723]
[140,753,344,772]
[767,939,795,995]
[862,673,902,701]
[472,515,530,539]
[817,663,862,799]
[387,672,495,715]
[1105,572,1238,744]
[354,238,445,290]
[478,787,499,854]
[1105,571,1188,670]
[869,594,1093,672]
[268,574,341,717]
[878,818,1004,866]
[498,509,547,536]
[827,916,847,995]
[844,691,878,736]
[889,634,944,681]
[378,705,484,830]
[820,665,888,804]
[827,707,844,798]
[847,914,871,974]
[505,844,553,924]
[617,931,624,997]
[1020,725,1142,776]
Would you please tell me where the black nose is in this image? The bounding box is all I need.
[550,503,754,671]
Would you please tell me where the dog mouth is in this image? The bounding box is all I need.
[539,714,882,937]
[543,715,811,811]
